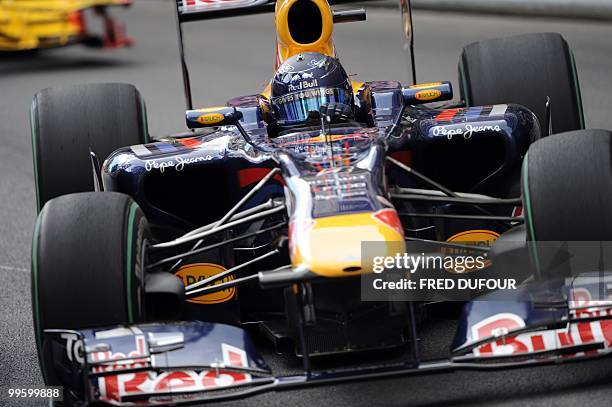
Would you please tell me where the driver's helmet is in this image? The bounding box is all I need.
[270,52,354,127]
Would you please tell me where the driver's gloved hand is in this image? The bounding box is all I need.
[319,103,353,124]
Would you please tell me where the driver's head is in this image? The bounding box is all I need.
[270,52,354,127]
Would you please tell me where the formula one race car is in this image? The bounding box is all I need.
[29,0,612,405]
[0,0,132,51]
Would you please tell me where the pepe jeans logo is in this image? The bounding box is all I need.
[145,155,213,173]
[432,124,502,140]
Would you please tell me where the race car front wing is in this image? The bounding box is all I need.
[45,277,612,406]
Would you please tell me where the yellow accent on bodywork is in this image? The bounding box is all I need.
[274,0,335,64]
[261,83,272,99]
[0,0,128,51]
[291,212,405,277]
[409,82,443,89]
[351,81,365,94]
[195,106,227,113]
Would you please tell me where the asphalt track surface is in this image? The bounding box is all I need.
[1,2,612,406]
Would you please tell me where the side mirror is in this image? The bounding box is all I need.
[186,106,243,129]
[187,106,266,152]
[402,81,453,105]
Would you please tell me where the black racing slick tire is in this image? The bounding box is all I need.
[31,192,149,386]
[30,83,149,212]
[459,32,584,134]
[521,129,612,277]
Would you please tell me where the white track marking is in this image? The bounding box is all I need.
[0,265,27,272]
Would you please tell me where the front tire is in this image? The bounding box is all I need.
[521,129,612,278]
[31,192,149,385]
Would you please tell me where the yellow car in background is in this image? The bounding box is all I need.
[0,0,132,51]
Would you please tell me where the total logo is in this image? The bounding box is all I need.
[288,79,318,92]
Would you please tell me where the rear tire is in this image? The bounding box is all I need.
[30,83,149,212]
[31,192,149,385]
[459,32,584,134]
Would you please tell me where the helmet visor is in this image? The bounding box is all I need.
[271,86,352,126]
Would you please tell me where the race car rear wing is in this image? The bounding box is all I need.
[176,0,376,23]
[177,0,275,22]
